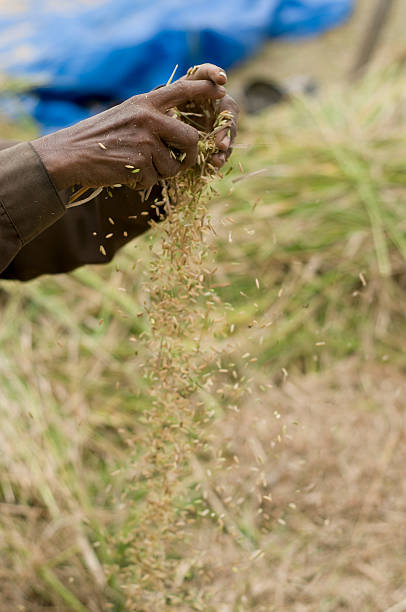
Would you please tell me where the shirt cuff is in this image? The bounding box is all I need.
[0,142,66,246]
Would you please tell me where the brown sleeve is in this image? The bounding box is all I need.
[0,140,160,281]
[1,184,161,281]
[0,142,66,277]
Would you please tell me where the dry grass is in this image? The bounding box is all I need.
[1,64,406,610]
[181,358,406,611]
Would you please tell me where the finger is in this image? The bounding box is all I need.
[215,127,231,152]
[210,95,239,168]
[130,162,158,190]
[211,95,239,166]
[212,138,234,166]
[213,142,233,165]
[151,79,226,111]
[216,95,239,147]
[211,152,227,168]
[185,63,227,86]
[156,113,199,168]
[152,142,182,178]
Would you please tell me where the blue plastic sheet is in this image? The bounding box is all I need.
[0,0,354,132]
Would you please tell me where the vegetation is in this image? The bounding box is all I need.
[1,65,406,611]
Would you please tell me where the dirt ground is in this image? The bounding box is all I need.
[2,2,406,611]
[194,359,406,611]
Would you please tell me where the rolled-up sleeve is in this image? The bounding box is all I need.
[0,142,65,274]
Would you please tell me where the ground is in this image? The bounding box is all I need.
[1,2,406,611]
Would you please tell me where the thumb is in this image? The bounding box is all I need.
[151,79,226,111]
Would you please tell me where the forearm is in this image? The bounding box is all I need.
[0,138,162,281]
[0,139,20,151]
[0,66,237,281]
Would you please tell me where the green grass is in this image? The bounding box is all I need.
[1,65,406,610]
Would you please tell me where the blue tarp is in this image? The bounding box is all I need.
[0,0,354,133]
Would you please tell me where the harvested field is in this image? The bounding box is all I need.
[1,3,406,610]
[183,359,406,611]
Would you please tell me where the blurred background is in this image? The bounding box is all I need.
[1,1,406,611]
[0,0,354,132]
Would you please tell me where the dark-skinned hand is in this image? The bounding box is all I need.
[32,65,239,193]
[178,63,238,168]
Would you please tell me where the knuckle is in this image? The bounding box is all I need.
[164,164,181,178]
[127,94,139,104]
[144,135,155,149]
[134,104,154,123]
[136,130,155,149]
[174,79,187,98]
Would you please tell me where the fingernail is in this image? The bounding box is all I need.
[219,136,230,150]
[219,71,227,80]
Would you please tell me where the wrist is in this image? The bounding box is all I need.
[31,133,75,191]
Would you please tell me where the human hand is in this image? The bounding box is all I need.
[32,77,227,192]
[178,63,239,168]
